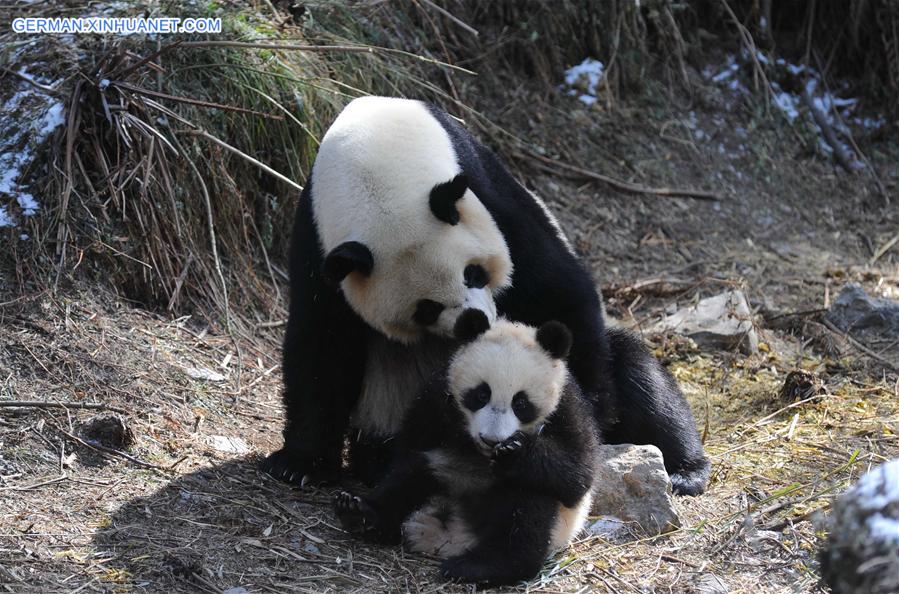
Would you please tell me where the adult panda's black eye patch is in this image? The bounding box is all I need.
[464,264,489,289]
[462,382,491,411]
[413,299,444,326]
[512,391,537,423]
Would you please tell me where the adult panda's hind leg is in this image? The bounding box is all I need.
[604,328,711,496]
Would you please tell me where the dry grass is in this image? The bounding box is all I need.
[1,279,896,593]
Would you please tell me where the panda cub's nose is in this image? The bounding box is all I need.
[479,434,500,448]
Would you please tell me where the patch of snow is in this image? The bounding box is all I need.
[20,233,29,240]
[770,82,801,121]
[867,513,899,543]
[0,83,65,226]
[853,459,899,510]
[38,102,66,136]
[562,58,605,105]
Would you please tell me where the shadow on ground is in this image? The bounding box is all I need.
[90,459,442,592]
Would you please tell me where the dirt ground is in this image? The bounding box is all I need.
[2,54,898,593]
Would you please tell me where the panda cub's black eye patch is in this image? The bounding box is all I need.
[512,391,537,423]
[462,382,491,411]
[464,264,489,289]
[413,299,445,326]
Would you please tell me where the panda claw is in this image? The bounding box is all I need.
[300,474,310,488]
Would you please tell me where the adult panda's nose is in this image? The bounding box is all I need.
[454,309,490,340]
[478,434,500,448]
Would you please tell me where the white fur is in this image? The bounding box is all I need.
[404,499,478,557]
[311,97,513,343]
[526,189,575,256]
[350,333,452,436]
[550,492,593,550]
[448,320,568,445]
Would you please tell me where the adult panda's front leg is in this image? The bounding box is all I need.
[261,185,369,486]
[603,328,711,495]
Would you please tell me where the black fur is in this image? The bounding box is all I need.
[428,173,468,225]
[333,374,599,585]
[413,299,445,327]
[264,102,710,495]
[322,241,373,285]
[463,264,489,289]
[535,321,572,360]
[453,309,490,341]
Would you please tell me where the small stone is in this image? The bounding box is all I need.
[590,444,680,536]
[585,516,631,542]
[185,366,226,382]
[303,542,321,555]
[206,435,250,455]
[820,459,899,593]
[695,573,729,594]
[826,283,899,339]
[778,369,826,403]
[650,290,758,354]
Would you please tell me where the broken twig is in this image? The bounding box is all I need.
[522,152,722,202]
[0,400,127,413]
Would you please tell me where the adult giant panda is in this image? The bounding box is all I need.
[262,96,710,495]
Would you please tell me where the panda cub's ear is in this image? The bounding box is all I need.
[429,173,468,225]
[454,309,490,342]
[323,241,373,285]
[536,321,572,360]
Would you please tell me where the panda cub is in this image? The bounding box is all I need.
[334,314,599,585]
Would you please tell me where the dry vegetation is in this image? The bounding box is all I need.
[1,1,898,593]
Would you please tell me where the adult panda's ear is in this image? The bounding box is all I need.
[429,173,468,225]
[536,321,572,360]
[322,241,373,285]
[454,309,490,342]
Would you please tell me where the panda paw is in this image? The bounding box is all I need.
[333,491,379,534]
[491,431,527,459]
[440,554,492,584]
[260,447,338,487]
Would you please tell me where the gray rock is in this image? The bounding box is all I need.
[826,283,899,339]
[820,459,899,594]
[590,444,680,536]
[695,573,729,594]
[650,290,758,354]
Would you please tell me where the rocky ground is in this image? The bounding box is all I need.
[2,44,898,593]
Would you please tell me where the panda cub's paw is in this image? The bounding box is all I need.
[333,491,379,535]
[440,553,495,584]
[491,431,527,459]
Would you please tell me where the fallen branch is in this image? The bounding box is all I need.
[420,0,479,37]
[801,85,862,173]
[50,422,171,475]
[0,400,128,414]
[111,81,284,120]
[521,151,722,202]
[870,231,899,265]
[821,318,899,373]
[180,129,303,191]
[177,41,476,75]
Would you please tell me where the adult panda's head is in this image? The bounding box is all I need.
[447,314,572,452]
[312,97,513,344]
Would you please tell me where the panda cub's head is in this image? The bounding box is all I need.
[448,313,573,451]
